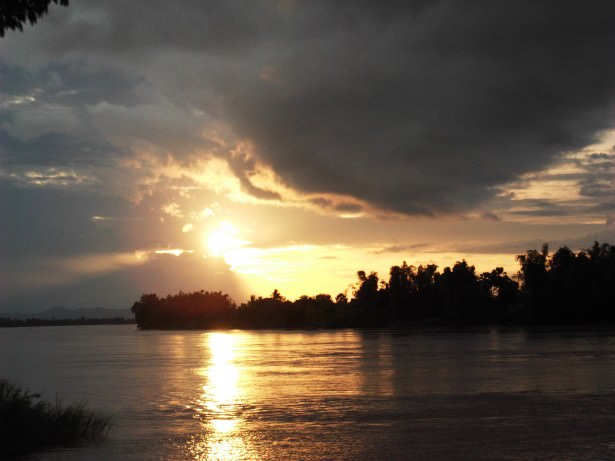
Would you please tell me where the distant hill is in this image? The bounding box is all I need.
[1,307,133,320]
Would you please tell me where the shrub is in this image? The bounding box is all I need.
[0,379,111,456]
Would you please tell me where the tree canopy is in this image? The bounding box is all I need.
[131,242,615,330]
[0,0,68,37]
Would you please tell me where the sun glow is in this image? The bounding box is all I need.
[206,221,249,258]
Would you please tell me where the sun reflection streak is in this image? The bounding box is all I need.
[189,332,258,460]
[205,333,239,431]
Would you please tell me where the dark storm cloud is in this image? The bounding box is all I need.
[208,1,615,214]
[0,59,143,107]
[308,197,334,208]
[373,243,432,255]
[576,152,615,200]
[509,205,570,218]
[0,183,133,258]
[0,128,119,168]
[2,0,614,216]
[334,202,363,213]
[306,197,363,213]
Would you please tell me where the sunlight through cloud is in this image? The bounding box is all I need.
[205,221,250,258]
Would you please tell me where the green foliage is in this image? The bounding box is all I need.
[132,242,615,329]
[0,379,111,456]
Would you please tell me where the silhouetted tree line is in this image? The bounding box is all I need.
[131,242,615,329]
[131,291,235,329]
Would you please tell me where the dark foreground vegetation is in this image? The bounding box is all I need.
[132,242,615,329]
[0,379,111,457]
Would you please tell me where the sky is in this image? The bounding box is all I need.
[1,0,614,312]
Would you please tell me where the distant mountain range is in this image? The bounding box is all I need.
[0,307,133,320]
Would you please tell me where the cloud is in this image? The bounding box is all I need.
[0,251,246,312]
[457,226,615,255]
[487,148,615,224]
[372,243,432,255]
[3,1,613,216]
[334,202,363,213]
[480,212,501,222]
[211,1,615,214]
[576,152,615,200]
[0,183,138,258]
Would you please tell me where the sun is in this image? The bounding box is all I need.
[206,221,246,258]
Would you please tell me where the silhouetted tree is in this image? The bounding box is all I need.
[131,291,235,329]
[386,262,414,321]
[413,264,440,320]
[131,293,161,329]
[237,290,292,328]
[0,0,68,37]
[479,267,519,322]
[438,260,489,323]
[129,242,614,329]
[335,293,348,305]
[271,289,285,302]
[516,244,550,322]
[548,246,585,321]
[586,242,615,319]
[352,271,387,326]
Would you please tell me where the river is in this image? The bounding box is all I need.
[1,325,615,460]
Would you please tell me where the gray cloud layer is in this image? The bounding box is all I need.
[212,1,615,213]
[3,0,613,215]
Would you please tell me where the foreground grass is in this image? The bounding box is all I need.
[0,379,111,457]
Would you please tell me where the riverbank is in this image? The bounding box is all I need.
[0,379,111,457]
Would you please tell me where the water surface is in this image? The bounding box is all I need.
[1,326,615,460]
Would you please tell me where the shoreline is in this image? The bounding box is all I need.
[4,320,615,335]
[0,317,135,328]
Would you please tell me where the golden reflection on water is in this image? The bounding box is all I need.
[186,330,382,460]
[189,332,258,461]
